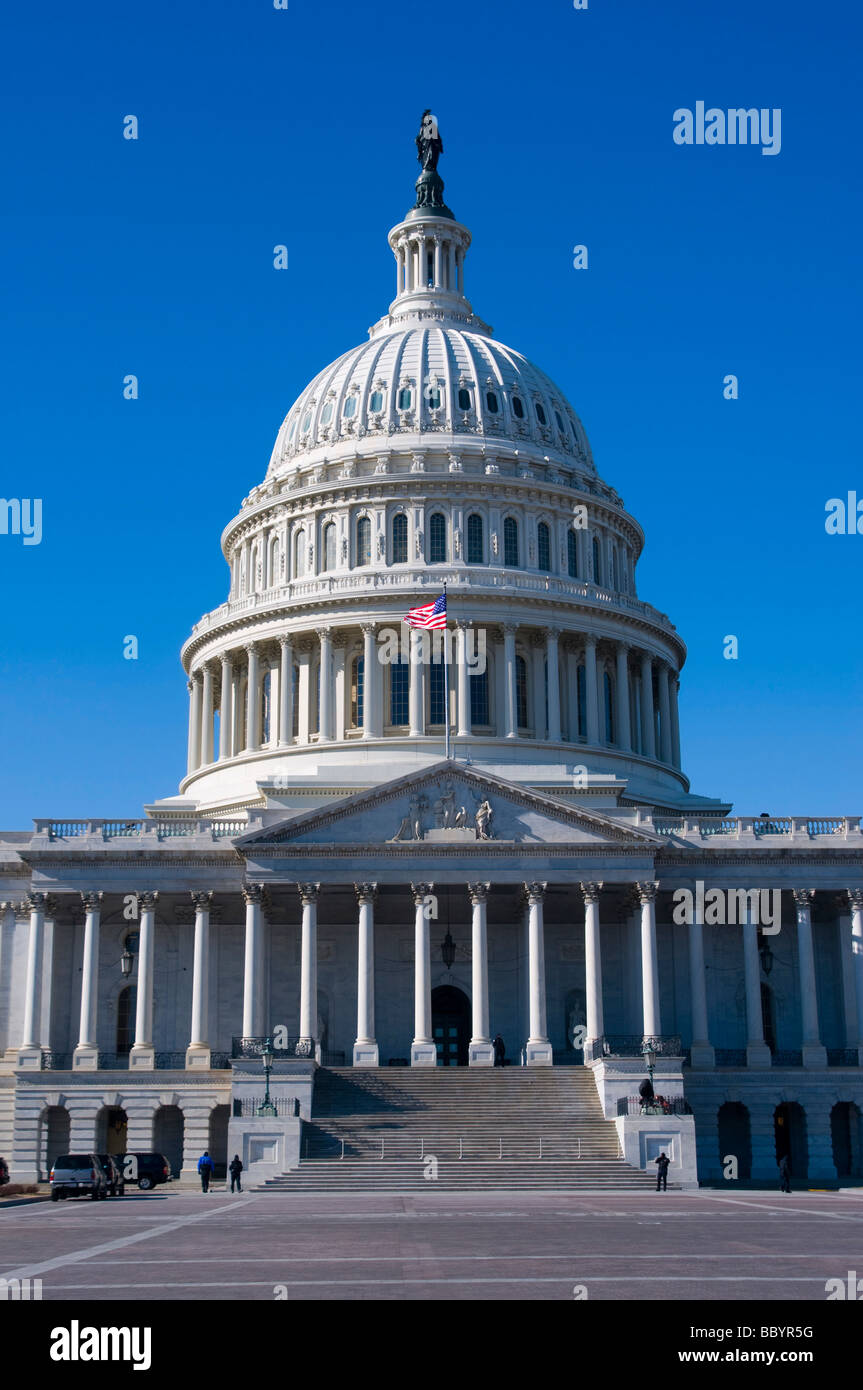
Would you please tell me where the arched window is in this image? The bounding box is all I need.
[321,401,333,425]
[457,387,472,411]
[117,985,137,1055]
[351,656,364,728]
[485,390,499,414]
[428,512,447,563]
[567,529,579,579]
[392,512,408,564]
[537,522,551,572]
[611,548,618,591]
[343,396,357,418]
[356,516,371,567]
[535,402,547,426]
[324,522,337,571]
[512,396,525,419]
[466,513,484,564]
[292,665,299,738]
[390,662,409,725]
[262,670,272,743]
[592,535,602,585]
[470,668,489,725]
[295,530,306,578]
[516,655,528,728]
[369,390,384,413]
[603,671,614,743]
[503,517,519,567]
[397,387,412,411]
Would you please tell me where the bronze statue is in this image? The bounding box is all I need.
[416,110,443,172]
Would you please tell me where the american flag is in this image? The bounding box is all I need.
[404,594,447,629]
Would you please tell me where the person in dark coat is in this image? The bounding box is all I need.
[229,1154,244,1194]
[639,1077,655,1113]
[493,1033,505,1067]
[197,1150,214,1193]
[778,1153,791,1193]
[654,1151,670,1191]
[0,1156,9,1187]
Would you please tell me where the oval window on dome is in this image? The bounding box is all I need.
[369,390,384,412]
[535,402,547,426]
[512,396,525,419]
[344,396,357,418]
[321,402,333,425]
[485,391,499,414]
[457,387,472,411]
[288,415,298,440]
[555,409,565,432]
[301,412,312,433]
[426,386,441,410]
[398,387,412,411]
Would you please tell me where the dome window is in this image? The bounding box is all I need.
[467,513,484,565]
[555,409,565,432]
[392,512,408,563]
[356,516,371,567]
[301,412,312,433]
[398,387,413,411]
[343,397,357,419]
[426,386,442,410]
[567,530,579,579]
[485,391,499,414]
[428,512,447,563]
[321,402,334,425]
[537,522,551,572]
[512,396,525,419]
[288,416,298,441]
[369,390,385,413]
[457,387,472,411]
[324,523,337,571]
[535,402,547,426]
[503,517,519,567]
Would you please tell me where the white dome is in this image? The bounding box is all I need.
[266,325,595,478]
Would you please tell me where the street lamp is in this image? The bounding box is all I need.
[120,947,133,978]
[440,929,456,970]
[642,1041,657,1092]
[257,1038,277,1117]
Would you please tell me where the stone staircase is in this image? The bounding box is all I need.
[259,1067,660,1191]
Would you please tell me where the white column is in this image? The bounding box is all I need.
[546,628,561,742]
[278,636,293,746]
[362,624,379,738]
[245,644,261,751]
[242,883,264,1040]
[581,882,604,1059]
[584,636,599,744]
[793,889,827,1067]
[408,628,425,737]
[433,236,442,288]
[640,652,656,759]
[503,624,518,738]
[525,882,552,1065]
[669,674,681,768]
[130,892,158,1069]
[187,891,212,1067]
[456,623,471,738]
[200,663,215,766]
[231,666,242,756]
[531,640,545,740]
[317,627,333,742]
[468,883,494,1065]
[353,883,378,1067]
[299,883,319,1055]
[615,643,632,751]
[297,644,311,743]
[20,892,46,1057]
[187,676,202,775]
[74,891,102,1067]
[657,662,672,764]
[637,881,661,1039]
[849,890,863,1062]
[688,895,715,1068]
[743,904,771,1067]
[219,655,233,761]
[566,647,580,741]
[411,883,436,1065]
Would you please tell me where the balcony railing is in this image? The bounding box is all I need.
[35,1051,231,1071]
[617,1096,692,1116]
[594,1034,683,1058]
[231,1036,314,1060]
[650,816,860,840]
[34,817,249,842]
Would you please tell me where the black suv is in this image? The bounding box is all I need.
[117,1152,172,1190]
[97,1154,125,1196]
[50,1154,109,1201]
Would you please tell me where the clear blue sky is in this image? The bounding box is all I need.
[1,0,860,823]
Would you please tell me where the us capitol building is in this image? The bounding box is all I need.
[2,118,862,1190]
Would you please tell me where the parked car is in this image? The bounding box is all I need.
[97,1154,125,1196]
[117,1152,172,1190]
[49,1154,108,1201]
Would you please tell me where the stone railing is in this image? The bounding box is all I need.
[34,818,250,843]
[651,816,860,841]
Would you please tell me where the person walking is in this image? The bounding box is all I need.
[493,1033,505,1067]
[639,1077,655,1114]
[654,1151,670,1192]
[229,1154,244,1194]
[778,1153,791,1193]
[197,1150,214,1193]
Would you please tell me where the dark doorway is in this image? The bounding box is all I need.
[717,1102,752,1179]
[774,1101,808,1180]
[831,1102,862,1178]
[431,985,470,1066]
[761,983,776,1053]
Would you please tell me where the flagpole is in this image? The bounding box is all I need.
[443,581,451,760]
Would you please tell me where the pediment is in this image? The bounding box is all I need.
[236,762,662,850]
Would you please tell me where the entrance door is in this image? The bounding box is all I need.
[431,985,470,1066]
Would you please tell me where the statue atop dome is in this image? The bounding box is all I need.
[410,109,454,220]
[416,110,443,171]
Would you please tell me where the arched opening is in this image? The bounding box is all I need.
[41,1106,71,1177]
[431,985,470,1067]
[96,1106,128,1157]
[391,512,408,564]
[208,1105,230,1181]
[717,1102,752,1179]
[350,655,364,729]
[774,1101,808,1181]
[831,1101,863,1178]
[356,516,371,567]
[323,522,337,571]
[428,512,447,563]
[294,529,306,578]
[153,1106,185,1179]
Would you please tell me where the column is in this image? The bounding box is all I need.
[640,653,656,759]
[245,644,261,751]
[130,891,158,1069]
[74,891,102,1069]
[637,881,661,1039]
[688,893,715,1068]
[503,624,518,738]
[353,883,378,1067]
[743,904,771,1067]
[20,892,46,1063]
[200,664,215,766]
[468,883,494,1065]
[615,643,632,751]
[793,889,827,1067]
[848,891,863,1063]
[408,628,425,737]
[317,627,333,742]
[218,655,233,761]
[447,241,456,291]
[187,891,212,1068]
[433,236,442,288]
[362,624,380,738]
[566,646,579,741]
[242,883,264,1040]
[231,665,243,756]
[298,883,319,1057]
[657,663,672,764]
[581,882,604,1060]
[278,636,293,746]
[456,623,471,737]
[187,675,202,775]
[546,629,561,742]
[334,640,346,740]
[669,675,681,768]
[297,642,311,743]
[584,636,599,744]
[411,883,436,1065]
[525,881,552,1065]
[531,639,545,740]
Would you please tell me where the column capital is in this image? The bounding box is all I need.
[354,882,378,904]
[617,639,631,655]
[25,891,47,912]
[298,882,321,904]
[467,882,491,904]
[524,881,547,904]
[244,641,257,656]
[580,881,604,905]
[545,625,560,640]
[187,679,194,693]
[502,623,518,638]
[190,891,213,911]
[583,633,597,649]
[80,891,103,911]
[847,889,863,911]
[278,634,293,651]
[361,621,377,637]
[411,881,434,904]
[242,882,265,906]
[136,891,159,910]
[635,880,658,904]
[316,626,332,642]
[792,888,815,913]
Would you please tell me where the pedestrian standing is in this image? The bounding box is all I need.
[229,1154,244,1194]
[654,1151,670,1191]
[778,1153,791,1193]
[493,1033,505,1067]
[197,1150,214,1193]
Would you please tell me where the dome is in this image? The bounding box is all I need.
[266,326,595,478]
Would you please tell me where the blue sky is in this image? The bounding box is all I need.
[0,0,860,823]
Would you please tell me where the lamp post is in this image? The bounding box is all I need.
[642,1039,657,1105]
[257,1038,277,1117]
